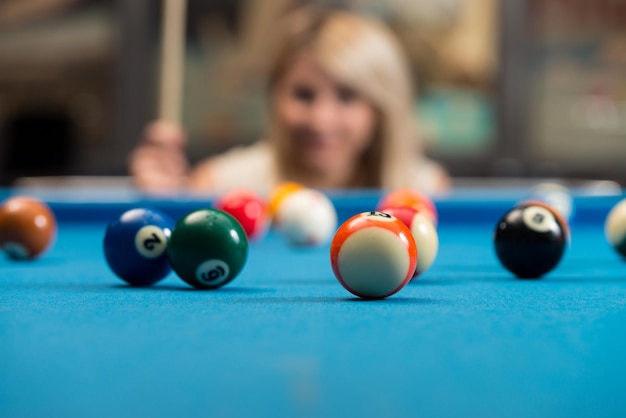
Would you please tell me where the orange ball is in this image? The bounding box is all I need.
[267,182,304,220]
[377,188,438,225]
[0,196,57,260]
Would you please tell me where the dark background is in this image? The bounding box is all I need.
[0,0,624,186]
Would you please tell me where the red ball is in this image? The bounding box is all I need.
[214,190,269,241]
[377,188,438,226]
[330,211,417,299]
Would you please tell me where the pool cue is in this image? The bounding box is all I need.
[158,0,187,124]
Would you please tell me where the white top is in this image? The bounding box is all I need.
[207,141,446,194]
[207,141,279,194]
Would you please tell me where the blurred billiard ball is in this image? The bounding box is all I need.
[214,189,269,241]
[381,206,438,278]
[377,188,438,226]
[605,198,626,258]
[273,188,337,246]
[0,196,57,260]
[267,182,305,219]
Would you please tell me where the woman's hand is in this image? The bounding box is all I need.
[129,120,189,192]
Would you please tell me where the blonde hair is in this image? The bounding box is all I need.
[266,9,418,188]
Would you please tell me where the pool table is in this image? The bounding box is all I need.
[2,188,626,418]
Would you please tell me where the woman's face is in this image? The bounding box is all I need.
[273,53,377,175]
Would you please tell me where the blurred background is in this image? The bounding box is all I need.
[0,0,625,187]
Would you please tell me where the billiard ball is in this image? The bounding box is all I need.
[103,208,174,286]
[382,206,438,278]
[0,196,57,260]
[268,182,305,220]
[273,188,337,246]
[605,198,626,258]
[530,183,574,221]
[377,188,438,225]
[167,208,248,289]
[516,199,571,243]
[0,196,56,259]
[330,211,417,299]
[493,203,567,279]
[214,190,269,240]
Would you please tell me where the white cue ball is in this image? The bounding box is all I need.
[274,189,337,246]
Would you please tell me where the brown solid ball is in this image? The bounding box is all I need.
[0,196,57,260]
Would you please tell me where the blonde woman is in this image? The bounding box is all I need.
[130,9,450,193]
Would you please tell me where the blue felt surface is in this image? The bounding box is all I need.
[3,209,626,418]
